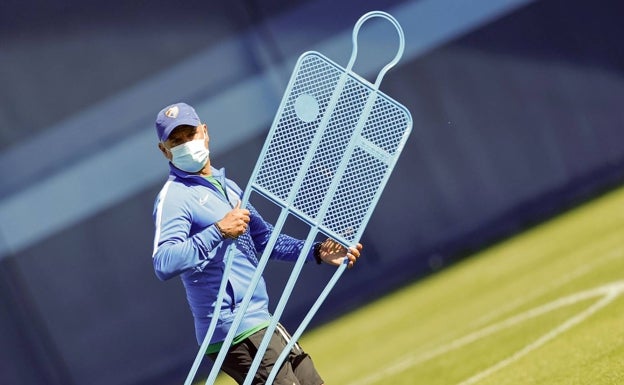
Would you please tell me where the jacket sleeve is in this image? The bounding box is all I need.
[152,191,223,281]
[247,204,317,263]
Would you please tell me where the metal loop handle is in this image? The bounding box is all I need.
[346,10,405,89]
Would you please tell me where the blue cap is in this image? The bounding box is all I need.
[155,102,201,141]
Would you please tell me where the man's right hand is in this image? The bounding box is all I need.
[216,200,250,239]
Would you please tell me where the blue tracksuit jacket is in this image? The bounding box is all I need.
[152,164,316,345]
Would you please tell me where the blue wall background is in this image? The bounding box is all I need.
[1,0,623,384]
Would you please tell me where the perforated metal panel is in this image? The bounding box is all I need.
[253,52,412,246]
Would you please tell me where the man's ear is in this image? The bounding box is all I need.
[158,142,172,161]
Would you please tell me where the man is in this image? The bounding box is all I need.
[151,102,362,385]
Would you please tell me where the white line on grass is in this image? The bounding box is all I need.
[472,244,624,328]
[456,281,624,385]
[347,280,624,385]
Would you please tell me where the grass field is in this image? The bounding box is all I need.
[209,186,624,385]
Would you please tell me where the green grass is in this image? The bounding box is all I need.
[208,186,624,385]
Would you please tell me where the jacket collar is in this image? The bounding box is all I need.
[168,163,227,189]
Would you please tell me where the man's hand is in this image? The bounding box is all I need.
[318,239,363,268]
[216,201,250,239]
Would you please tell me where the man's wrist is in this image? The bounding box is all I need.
[215,222,230,239]
[313,242,323,265]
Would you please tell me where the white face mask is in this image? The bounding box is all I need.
[169,134,209,173]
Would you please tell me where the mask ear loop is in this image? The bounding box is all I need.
[345,10,405,90]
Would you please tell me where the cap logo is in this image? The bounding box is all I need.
[165,106,179,118]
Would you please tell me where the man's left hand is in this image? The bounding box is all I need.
[318,239,363,269]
